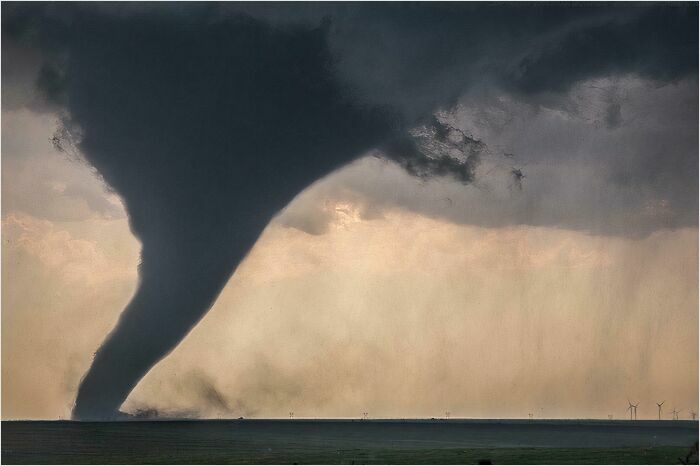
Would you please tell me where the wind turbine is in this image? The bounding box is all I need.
[671,408,680,421]
[656,401,665,420]
[689,410,697,421]
[627,401,638,421]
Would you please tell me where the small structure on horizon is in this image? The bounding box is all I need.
[627,401,638,421]
[689,410,697,421]
[671,408,680,421]
[656,401,665,421]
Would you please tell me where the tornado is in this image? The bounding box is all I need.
[3,3,695,420]
[56,14,396,420]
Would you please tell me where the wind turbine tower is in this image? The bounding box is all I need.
[627,401,638,421]
[656,401,665,421]
[671,408,680,421]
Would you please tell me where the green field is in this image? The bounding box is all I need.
[4,445,698,464]
[3,420,698,464]
[18,446,693,465]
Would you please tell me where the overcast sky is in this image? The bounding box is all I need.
[2,3,697,420]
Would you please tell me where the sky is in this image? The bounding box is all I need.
[2,3,698,420]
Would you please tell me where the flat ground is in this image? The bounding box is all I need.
[2,419,698,464]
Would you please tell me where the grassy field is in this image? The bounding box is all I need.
[3,420,698,464]
[5,446,694,464]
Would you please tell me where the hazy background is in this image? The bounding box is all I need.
[3,75,697,421]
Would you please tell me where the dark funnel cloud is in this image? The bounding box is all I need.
[2,2,696,420]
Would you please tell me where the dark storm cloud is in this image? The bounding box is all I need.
[505,6,697,95]
[2,2,696,420]
[232,3,697,118]
[281,77,697,238]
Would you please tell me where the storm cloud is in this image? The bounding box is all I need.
[2,2,696,420]
[277,76,697,238]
